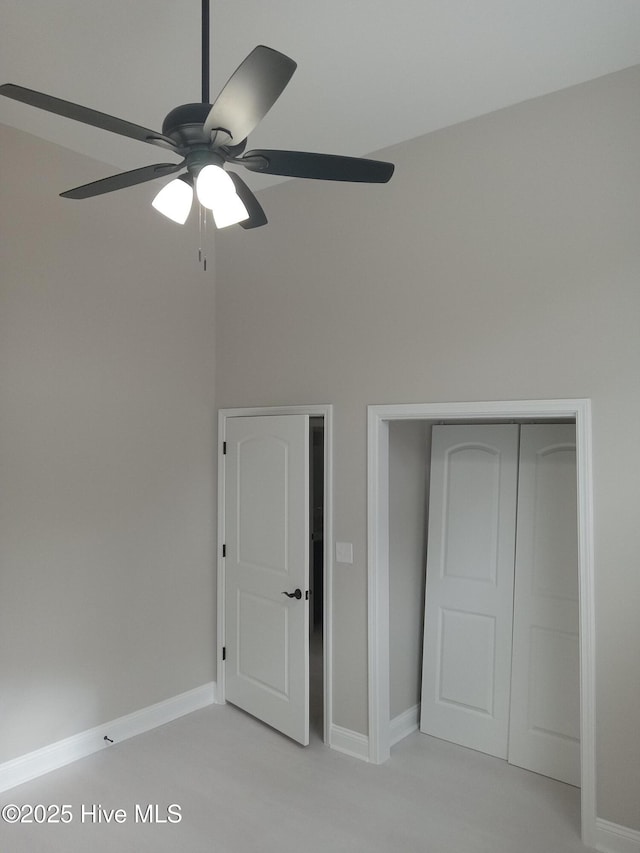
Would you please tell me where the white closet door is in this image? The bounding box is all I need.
[420,424,519,758]
[508,424,580,786]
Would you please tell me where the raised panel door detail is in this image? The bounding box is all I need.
[237,590,289,698]
[442,445,500,584]
[531,446,579,602]
[237,435,289,575]
[528,626,580,742]
[438,608,496,716]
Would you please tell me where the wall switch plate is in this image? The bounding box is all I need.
[335,542,354,564]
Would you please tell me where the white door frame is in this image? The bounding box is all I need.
[217,405,333,746]
[367,399,596,848]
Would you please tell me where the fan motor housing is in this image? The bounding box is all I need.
[162,102,235,152]
[162,103,213,147]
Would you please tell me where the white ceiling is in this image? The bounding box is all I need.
[2,0,640,191]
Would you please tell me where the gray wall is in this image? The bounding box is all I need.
[0,125,217,762]
[215,66,640,829]
[3,63,639,833]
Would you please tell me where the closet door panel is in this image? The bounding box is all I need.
[508,424,580,786]
[420,424,519,758]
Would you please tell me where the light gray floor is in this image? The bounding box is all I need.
[0,690,591,853]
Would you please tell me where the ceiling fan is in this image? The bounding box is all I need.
[0,1,394,230]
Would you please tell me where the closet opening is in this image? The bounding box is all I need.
[389,418,579,786]
[367,400,596,848]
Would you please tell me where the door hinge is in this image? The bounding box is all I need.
[222,544,226,558]
[222,646,226,661]
[223,441,227,455]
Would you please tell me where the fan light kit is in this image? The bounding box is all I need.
[0,1,394,233]
[151,176,194,225]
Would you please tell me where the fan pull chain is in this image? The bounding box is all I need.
[198,204,211,272]
[203,207,208,272]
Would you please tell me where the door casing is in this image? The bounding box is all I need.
[367,399,595,848]
[217,405,333,747]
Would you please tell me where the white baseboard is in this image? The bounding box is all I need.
[595,819,640,853]
[0,681,216,794]
[390,703,420,747]
[329,724,370,762]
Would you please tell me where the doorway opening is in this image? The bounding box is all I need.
[309,417,325,740]
[216,405,333,747]
[367,399,596,849]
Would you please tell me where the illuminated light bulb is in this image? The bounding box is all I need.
[195,164,249,228]
[151,177,193,224]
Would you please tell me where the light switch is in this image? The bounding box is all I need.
[335,542,353,564]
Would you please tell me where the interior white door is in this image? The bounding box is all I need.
[508,424,580,785]
[420,424,519,758]
[224,414,310,745]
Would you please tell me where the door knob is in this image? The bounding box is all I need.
[282,588,302,600]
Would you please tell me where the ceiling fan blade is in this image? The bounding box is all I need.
[227,171,268,229]
[241,150,395,183]
[203,46,296,145]
[0,84,178,152]
[224,137,248,157]
[60,161,186,200]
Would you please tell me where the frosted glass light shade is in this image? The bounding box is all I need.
[195,164,249,228]
[152,177,193,224]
